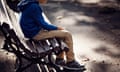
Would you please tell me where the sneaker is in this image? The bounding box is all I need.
[55,58,66,66]
[66,60,85,69]
[62,60,86,72]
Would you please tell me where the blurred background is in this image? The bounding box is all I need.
[0,0,120,72]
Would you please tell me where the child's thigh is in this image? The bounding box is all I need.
[33,30,70,40]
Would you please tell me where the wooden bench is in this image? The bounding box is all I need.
[0,22,69,72]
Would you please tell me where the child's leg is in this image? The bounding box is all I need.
[33,30,75,62]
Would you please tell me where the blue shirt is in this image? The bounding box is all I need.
[18,1,57,38]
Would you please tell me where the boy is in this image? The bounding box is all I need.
[18,0,82,68]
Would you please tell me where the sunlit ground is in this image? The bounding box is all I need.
[73,26,119,61]
[73,26,120,72]
[77,0,101,4]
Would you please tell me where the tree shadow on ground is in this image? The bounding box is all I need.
[92,41,120,72]
[88,62,109,72]
[94,45,120,58]
[46,0,120,29]
[87,61,118,72]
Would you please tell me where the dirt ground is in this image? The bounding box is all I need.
[42,0,120,72]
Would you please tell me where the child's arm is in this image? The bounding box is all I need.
[30,3,58,30]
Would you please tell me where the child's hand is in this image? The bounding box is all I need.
[57,27,64,30]
[39,0,47,4]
